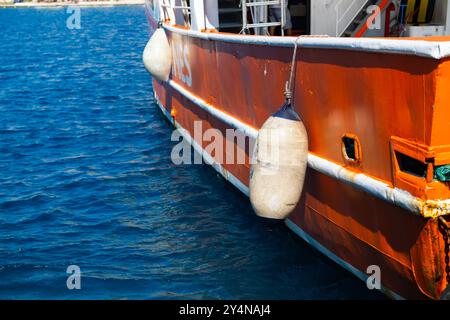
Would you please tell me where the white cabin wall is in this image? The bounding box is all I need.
[190,0,206,31]
[432,0,447,25]
[431,0,450,35]
[173,0,187,26]
[186,0,220,31]
[446,0,450,35]
[310,0,370,36]
[204,1,220,29]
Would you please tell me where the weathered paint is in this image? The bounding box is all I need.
[166,79,450,219]
[145,5,450,299]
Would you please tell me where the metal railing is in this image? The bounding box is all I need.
[161,0,191,27]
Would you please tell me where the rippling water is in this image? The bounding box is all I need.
[0,6,383,299]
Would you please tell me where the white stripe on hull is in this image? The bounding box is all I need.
[154,91,404,300]
[166,80,450,218]
[284,219,404,300]
[155,92,250,196]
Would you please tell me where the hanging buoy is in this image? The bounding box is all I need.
[249,100,308,220]
[143,25,172,82]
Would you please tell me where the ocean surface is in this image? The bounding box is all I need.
[0,6,383,299]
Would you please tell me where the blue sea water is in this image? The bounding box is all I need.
[0,6,384,299]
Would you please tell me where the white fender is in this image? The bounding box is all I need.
[250,102,308,220]
[143,28,172,82]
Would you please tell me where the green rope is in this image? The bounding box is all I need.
[434,165,450,182]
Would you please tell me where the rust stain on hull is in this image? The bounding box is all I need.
[146,17,450,299]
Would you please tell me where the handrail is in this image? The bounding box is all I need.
[241,0,286,36]
[161,0,191,26]
[246,1,281,6]
[161,4,190,10]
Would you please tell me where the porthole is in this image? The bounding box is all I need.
[341,134,362,163]
[395,151,427,179]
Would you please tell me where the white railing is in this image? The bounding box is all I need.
[241,0,286,36]
[161,0,191,26]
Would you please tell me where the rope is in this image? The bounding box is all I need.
[284,36,302,104]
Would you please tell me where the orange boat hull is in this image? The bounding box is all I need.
[146,12,450,299]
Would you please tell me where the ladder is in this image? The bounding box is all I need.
[241,0,286,36]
